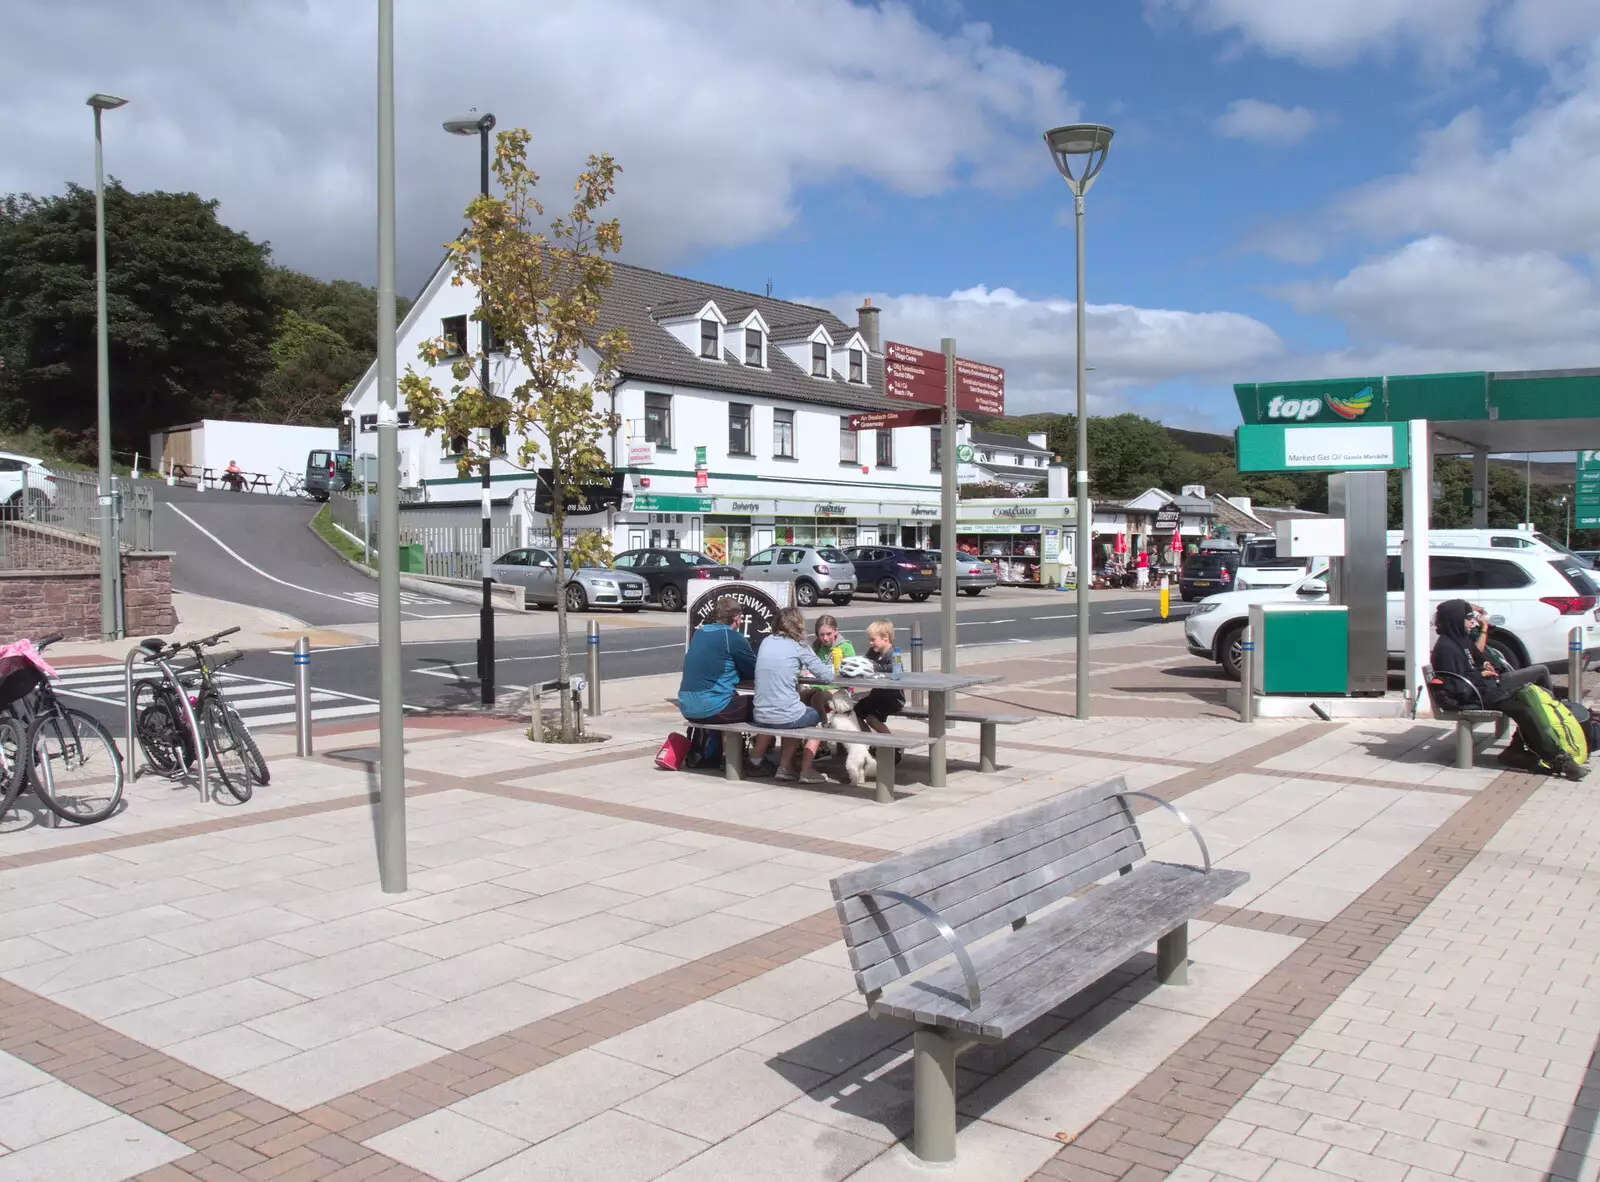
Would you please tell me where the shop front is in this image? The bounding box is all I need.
[624,495,945,565]
[955,499,1077,586]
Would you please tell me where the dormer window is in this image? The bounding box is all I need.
[848,348,864,383]
[700,319,720,359]
[811,341,828,377]
[745,328,764,366]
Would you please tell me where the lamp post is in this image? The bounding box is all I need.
[88,93,127,641]
[1044,123,1113,722]
[444,111,497,707]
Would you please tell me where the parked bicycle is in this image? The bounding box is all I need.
[0,634,124,824]
[133,627,268,802]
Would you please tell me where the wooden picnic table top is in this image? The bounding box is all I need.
[800,672,1002,693]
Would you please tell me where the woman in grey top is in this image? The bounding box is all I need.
[754,607,833,783]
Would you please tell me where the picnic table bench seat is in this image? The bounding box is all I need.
[898,706,1035,772]
[692,720,928,802]
[828,775,1247,1164]
[1422,663,1509,769]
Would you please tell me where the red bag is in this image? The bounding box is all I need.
[655,732,690,771]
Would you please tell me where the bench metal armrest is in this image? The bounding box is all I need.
[1116,790,1213,873]
[1433,669,1486,711]
[856,888,980,1010]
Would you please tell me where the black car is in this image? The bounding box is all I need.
[611,548,740,611]
[1179,549,1238,602]
[842,546,939,602]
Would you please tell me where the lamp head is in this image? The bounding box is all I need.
[443,110,496,136]
[87,94,128,112]
[1044,123,1114,195]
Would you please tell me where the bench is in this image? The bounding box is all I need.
[1422,663,1509,769]
[900,707,1035,773]
[694,721,928,803]
[828,775,1247,1164]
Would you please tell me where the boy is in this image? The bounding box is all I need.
[854,619,905,739]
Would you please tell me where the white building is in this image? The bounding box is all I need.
[342,260,948,562]
[958,429,1054,487]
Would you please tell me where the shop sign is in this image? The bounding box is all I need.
[1236,422,1410,472]
[627,442,656,466]
[991,505,1039,518]
[774,499,873,517]
[1043,529,1061,561]
[956,443,974,462]
[686,580,793,651]
[1154,507,1181,532]
[911,505,939,517]
[632,494,713,512]
[813,502,848,517]
[728,500,765,514]
[695,445,708,467]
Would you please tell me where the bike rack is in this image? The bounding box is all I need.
[124,647,208,802]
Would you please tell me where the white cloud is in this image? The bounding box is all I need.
[1214,99,1320,145]
[814,285,1285,414]
[1148,0,1492,65]
[0,0,1070,289]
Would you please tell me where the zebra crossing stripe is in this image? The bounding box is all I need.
[50,663,384,728]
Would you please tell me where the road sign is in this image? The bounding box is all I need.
[884,341,1005,415]
[1579,450,1600,528]
[848,407,941,431]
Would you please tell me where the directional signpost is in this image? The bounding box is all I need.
[884,341,1005,415]
[1580,450,1600,529]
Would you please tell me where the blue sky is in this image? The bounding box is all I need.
[6,0,1600,433]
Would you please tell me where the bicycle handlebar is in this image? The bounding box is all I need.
[34,634,64,651]
[137,626,242,664]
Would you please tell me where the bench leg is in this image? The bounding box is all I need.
[1157,923,1188,986]
[912,1027,960,1165]
[874,744,894,805]
[1494,715,1509,740]
[978,722,997,774]
[724,735,744,782]
[1454,722,1474,770]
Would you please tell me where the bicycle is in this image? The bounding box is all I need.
[133,627,268,802]
[0,634,124,825]
[273,473,307,498]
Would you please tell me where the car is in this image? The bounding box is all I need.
[842,546,938,602]
[941,553,998,596]
[1232,536,1311,592]
[489,547,650,612]
[305,449,353,501]
[1178,547,1237,601]
[741,545,856,606]
[1184,545,1600,680]
[612,548,740,611]
[0,452,55,518]
[1577,550,1600,568]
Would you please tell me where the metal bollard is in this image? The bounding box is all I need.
[1571,626,1585,703]
[909,622,925,710]
[294,637,313,756]
[587,619,601,717]
[1238,626,1255,724]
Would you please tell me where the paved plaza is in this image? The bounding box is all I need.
[0,627,1590,1180]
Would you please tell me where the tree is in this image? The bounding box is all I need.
[402,130,627,739]
[0,183,277,459]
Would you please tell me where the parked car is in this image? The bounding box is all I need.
[842,546,938,602]
[490,547,649,612]
[741,545,856,606]
[1185,546,1600,679]
[0,452,55,518]
[1232,536,1310,592]
[305,449,353,501]
[940,553,998,595]
[612,548,739,611]
[1178,547,1238,601]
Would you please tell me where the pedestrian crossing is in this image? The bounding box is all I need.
[50,664,382,729]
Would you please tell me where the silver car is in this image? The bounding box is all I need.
[742,545,856,607]
[490,547,649,612]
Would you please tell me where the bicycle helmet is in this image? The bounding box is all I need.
[838,656,879,679]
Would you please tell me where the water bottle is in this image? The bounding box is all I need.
[892,647,904,681]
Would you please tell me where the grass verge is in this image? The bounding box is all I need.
[310,504,371,567]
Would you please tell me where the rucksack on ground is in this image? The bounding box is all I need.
[1511,684,1590,772]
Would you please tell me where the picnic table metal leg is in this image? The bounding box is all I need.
[725,735,744,782]
[1455,722,1474,770]
[874,743,894,804]
[929,692,947,788]
[912,1027,960,1164]
[1157,923,1188,986]
[978,722,996,774]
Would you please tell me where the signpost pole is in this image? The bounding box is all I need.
[940,338,958,677]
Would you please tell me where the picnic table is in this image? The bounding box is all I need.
[802,670,1001,787]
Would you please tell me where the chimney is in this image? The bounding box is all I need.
[1226,495,1252,515]
[1181,484,1206,499]
[1048,463,1069,500]
[1027,433,1048,449]
[856,298,881,354]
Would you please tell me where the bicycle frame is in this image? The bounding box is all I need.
[123,647,207,800]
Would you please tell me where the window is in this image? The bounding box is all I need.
[848,348,864,383]
[876,429,894,468]
[1429,555,1474,590]
[746,548,773,567]
[440,316,467,356]
[644,393,672,447]
[358,411,412,432]
[931,426,941,471]
[493,550,529,566]
[840,420,857,463]
[612,553,636,568]
[811,341,828,377]
[745,328,764,366]
[527,549,554,567]
[1473,558,1532,589]
[773,409,795,459]
[700,318,720,359]
[445,432,468,457]
[1489,536,1533,548]
[483,320,506,354]
[728,403,752,455]
[488,425,507,456]
[979,449,993,462]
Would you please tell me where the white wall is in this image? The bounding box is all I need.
[150,421,338,491]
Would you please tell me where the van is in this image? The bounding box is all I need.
[1233,535,1311,592]
[1387,528,1591,566]
[305,450,353,502]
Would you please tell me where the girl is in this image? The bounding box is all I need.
[754,607,834,783]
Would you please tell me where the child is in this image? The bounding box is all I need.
[854,619,905,739]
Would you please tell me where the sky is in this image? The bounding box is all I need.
[6,0,1600,434]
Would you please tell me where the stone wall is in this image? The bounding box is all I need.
[0,553,176,641]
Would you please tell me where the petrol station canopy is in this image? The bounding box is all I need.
[1234,367,1600,455]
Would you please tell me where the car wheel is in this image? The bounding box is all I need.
[565,583,588,612]
[962,588,983,597]
[1486,632,1527,671]
[1218,623,1246,680]
[795,580,819,607]
[877,577,901,602]
[908,592,930,602]
[659,584,684,612]
[831,595,852,606]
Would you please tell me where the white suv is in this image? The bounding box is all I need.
[1185,546,1600,679]
[0,452,55,517]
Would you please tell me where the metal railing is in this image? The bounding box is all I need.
[399,523,519,580]
[0,470,156,570]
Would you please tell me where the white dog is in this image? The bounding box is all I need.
[824,688,877,787]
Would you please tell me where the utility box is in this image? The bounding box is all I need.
[1250,603,1349,695]
[398,543,425,574]
[1275,516,1345,558]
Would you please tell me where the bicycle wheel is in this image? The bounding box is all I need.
[133,681,184,776]
[0,716,28,823]
[201,697,253,802]
[227,706,270,786]
[29,708,123,824]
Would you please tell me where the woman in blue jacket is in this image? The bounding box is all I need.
[678,597,757,724]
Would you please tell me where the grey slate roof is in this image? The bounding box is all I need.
[601,261,893,410]
[649,297,714,320]
[970,429,1051,454]
[970,461,1049,482]
[767,320,830,342]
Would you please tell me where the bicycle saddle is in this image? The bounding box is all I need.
[139,638,167,653]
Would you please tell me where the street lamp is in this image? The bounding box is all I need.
[88,93,128,641]
[444,110,497,706]
[1044,122,1113,722]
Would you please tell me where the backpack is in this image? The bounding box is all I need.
[654,732,690,771]
[1511,684,1590,772]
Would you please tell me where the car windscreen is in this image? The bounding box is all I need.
[1183,554,1233,576]
[816,548,850,563]
[1553,560,1600,596]
[1240,540,1277,566]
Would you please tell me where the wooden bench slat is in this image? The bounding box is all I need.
[694,722,930,748]
[873,862,1249,1039]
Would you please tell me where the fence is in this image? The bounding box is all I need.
[0,471,155,570]
[399,523,520,580]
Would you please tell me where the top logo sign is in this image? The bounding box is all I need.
[1265,386,1375,422]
